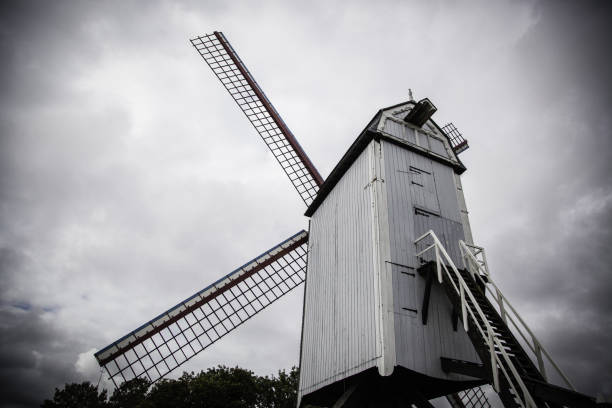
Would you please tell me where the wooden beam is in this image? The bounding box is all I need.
[421,267,434,325]
[331,384,359,408]
[451,306,459,331]
[440,357,487,380]
[524,378,598,408]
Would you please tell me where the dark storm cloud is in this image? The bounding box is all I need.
[468,0,612,396]
[0,3,162,406]
[0,248,92,406]
[0,1,102,110]
[0,305,83,407]
[518,0,612,182]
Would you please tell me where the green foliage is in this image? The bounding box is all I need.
[41,366,299,408]
[41,382,108,408]
[257,368,299,408]
[108,377,150,408]
[183,366,260,408]
[143,376,191,407]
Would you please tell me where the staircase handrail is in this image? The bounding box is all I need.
[415,230,537,408]
[459,241,575,391]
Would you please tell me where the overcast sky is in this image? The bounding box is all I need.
[1,0,611,407]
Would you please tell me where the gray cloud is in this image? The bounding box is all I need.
[1,0,611,406]
[462,0,612,396]
[0,304,83,406]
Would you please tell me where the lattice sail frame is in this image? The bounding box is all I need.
[448,387,492,408]
[190,32,323,206]
[95,230,308,386]
[442,122,469,154]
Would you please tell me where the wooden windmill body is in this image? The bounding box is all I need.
[298,101,482,405]
[94,32,602,408]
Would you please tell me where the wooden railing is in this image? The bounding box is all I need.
[415,230,538,408]
[459,241,575,391]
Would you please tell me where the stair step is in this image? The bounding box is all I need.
[497,339,518,348]
[494,342,521,349]
[442,270,559,404]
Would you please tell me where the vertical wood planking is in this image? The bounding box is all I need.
[300,108,479,400]
[298,142,379,398]
[382,141,480,379]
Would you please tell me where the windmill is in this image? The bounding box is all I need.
[95,32,604,408]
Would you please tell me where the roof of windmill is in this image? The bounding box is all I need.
[305,99,466,217]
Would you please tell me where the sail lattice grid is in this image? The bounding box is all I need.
[442,122,469,154]
[190,32,321,206]
[448,387,492,408]
[95,231,308,386]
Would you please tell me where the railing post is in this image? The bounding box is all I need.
[460,284,468,332]
[481,248,490,277]
[534,337,547,381]
[416,233,553,407]
[435,246,442,283]
[496,288,507,324]
[489,329,499,392]
[466,256,475,280]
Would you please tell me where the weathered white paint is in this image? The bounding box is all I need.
[299,141,380,398]
[379,102,461,166]
[299,102,480,402]
[368,140,395,376]
[383,140,480,379]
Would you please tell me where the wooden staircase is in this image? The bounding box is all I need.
[414,231,608,408]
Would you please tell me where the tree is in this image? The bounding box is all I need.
[188,366,260,408]
[41,382,107,408]
[108,378,150,408]
[144,375,191,408]
[257,367,299,408]
[41,366,299,407]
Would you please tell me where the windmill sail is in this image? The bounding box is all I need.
[190,32,323,206]
[95,230,308,386]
